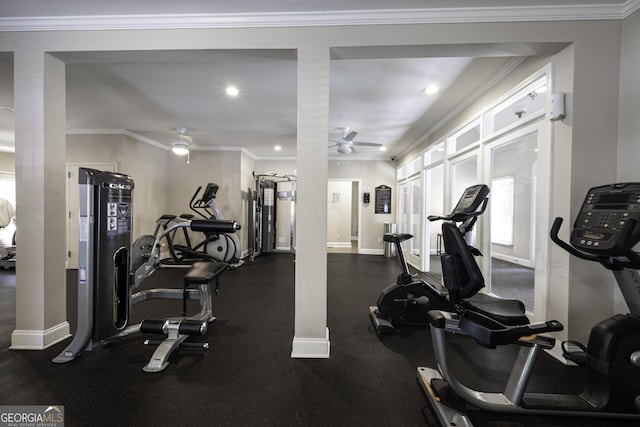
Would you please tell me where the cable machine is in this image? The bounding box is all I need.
[250,172,297,260]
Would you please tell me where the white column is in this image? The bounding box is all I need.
[291,46,330,358]
[11,51,69,349]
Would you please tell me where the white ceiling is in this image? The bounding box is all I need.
[0,1,635,159]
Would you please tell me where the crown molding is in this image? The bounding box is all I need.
[67,128,168,150]
[1,2,639,32]
[66,128,272,159]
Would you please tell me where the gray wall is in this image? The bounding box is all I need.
[618,9,640,182]
[66,133,168,238]
[0,152,14,172]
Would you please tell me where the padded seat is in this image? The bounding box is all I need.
[439,221,530,326]
[463,293,529,326]
[182,261,229,315]
[184,261,229,285]
[383,233,414,244]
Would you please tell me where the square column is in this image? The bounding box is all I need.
[291,46,330,358]
[11,51,69,349]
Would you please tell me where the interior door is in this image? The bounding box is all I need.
[405,174,422,268]
[486,127,540,314]
[424,164,444,274]
[450,152,479,246]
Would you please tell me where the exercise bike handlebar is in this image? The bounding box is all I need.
[551,216,640,270]
[549,217,600,263]
[427,197,489,223]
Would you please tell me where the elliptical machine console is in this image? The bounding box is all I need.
[369,184,490,333]
[418,183,640,425]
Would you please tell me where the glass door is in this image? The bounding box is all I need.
[450,153,479,247]
[486,126,540,314]
[405,175,422,268]
[424,164,444,275]
[397,181,409,236]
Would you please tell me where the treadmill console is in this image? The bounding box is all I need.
[451,184,490,217]
[571,183,640,254]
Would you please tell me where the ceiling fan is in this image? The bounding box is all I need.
[329,128,383,154]
[171,127,192,156]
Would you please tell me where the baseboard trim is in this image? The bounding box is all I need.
[326,241,352,248]
[10,321,71,350]
[491,253,534,268]
[291,328,330,358]
[359,248,384,255]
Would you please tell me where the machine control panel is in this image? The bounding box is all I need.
[571,183,640,253]
[450,184,490,217]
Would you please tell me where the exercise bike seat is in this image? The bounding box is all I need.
[462,293,528,326]
[440,221,529,326]
[383,233,413,244]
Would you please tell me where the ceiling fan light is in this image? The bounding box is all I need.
[171,140,190,155]
[337,144,352,154]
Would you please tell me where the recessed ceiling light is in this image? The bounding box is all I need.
[423,85,439,95]
[379,146,387,152]
[225,86,239,97]
[274,145,282,151]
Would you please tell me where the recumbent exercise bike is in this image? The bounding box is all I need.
[418,183,640,425]
[370,184,527,333]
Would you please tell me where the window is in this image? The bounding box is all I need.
[490,176,514,245]
[0,173,15,207]
[483,76,547,136]
[424,141,445,166]
[447,119,480,155]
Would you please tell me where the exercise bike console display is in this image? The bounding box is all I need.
[428,184,490,223]
[450,184,491,218]
[570,183,640,253]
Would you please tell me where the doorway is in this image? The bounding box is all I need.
[485,124,542,314]
[327,179,360,254]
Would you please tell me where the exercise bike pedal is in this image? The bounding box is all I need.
[561,340,587,366]
[369,305,395,334]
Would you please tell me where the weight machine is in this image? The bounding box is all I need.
[53,168,239,372]
[250,172,296,260]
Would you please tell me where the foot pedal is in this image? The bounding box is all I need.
[562,340,587,366]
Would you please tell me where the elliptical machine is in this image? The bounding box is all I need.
[188,183,243,267]
[138,184,243,268]
[418,183,640,425]
[369,184,493,333]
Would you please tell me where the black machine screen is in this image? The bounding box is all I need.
[571,183,640,253]
[451,184,490,216]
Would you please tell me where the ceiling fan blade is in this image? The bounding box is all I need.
[328,144,339,148]
[344,130,358,141]
[353,141,382,147]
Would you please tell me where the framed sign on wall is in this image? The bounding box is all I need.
[375,185,391,214]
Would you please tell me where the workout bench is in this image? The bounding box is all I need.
[138,260,229,372]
